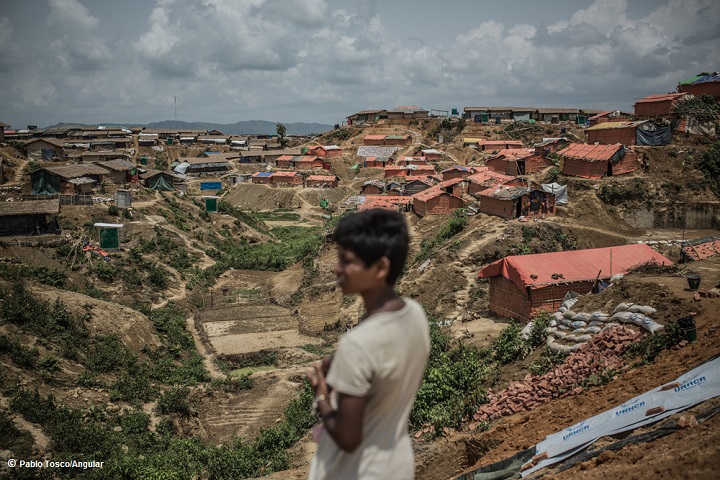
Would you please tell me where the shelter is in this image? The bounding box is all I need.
[487,149,552,175]
[561,143,638,178]
[478,244,673,321]
[386,105,429,119]
[680,236,720,262]
[293,156,324,169]
[360,180,385,195]
[31,164,110,195]
[396,157,428,166]
[634,93,691,117]
[271,171,303,185]
[533,138,568,156]
[89,159,134,184]
[24,138,66,161]
[139,169,176,191]
[359,196,413,212]
[478,185,528,219]
[477,139,523,151]
[363,135,386,146]
[251,171,273,184]
[275,155,294,168]
[0,199,60,236]
[364,156,392,168]
[420,149,443,161]
[466,168,516,196]
[585,120,671,146]
[306,175,339,188]
[678,72,720,99]
[404,177,435,196]
[588,110,632,127]
[441,165,473,182]
[137,133,158,146]
[180,156,232,175]
[412,188,464,217]
[384,134,413,146]
[308,145,342,157]
[346,109,388,124]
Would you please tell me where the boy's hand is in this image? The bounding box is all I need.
[321,354,333,376]
[306,362,329,399]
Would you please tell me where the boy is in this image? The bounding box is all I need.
[306,209,430,480]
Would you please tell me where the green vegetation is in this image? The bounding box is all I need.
[0,262,66,287]
[672,94,720,121]
[491,321,532,364]
[414,209,467,263]
[625,320,685,365]
[411,320,489,432]
[597,178,648,204]
[6,381,315,479]
[528,348,566,376]
[254,209,302,222]
[0,282,89,360]
[697,141,720,193]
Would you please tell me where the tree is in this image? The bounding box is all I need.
[276,123,287,147]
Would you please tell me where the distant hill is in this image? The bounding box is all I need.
[43,120,334,136]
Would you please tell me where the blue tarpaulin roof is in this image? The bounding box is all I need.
[255,171,273,177]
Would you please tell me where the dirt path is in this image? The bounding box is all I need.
[185,315,224,380]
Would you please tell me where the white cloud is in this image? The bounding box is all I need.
[46,0,99,30]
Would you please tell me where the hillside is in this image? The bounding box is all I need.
[1,118,719,479]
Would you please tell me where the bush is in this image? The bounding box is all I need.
[211,374,254,392]
[87,334,131,373]
[0,410,21,448]
[527,312,552,348]
[492,321,531,364]
[156,387,191,415]
[410,321,488,432]
[107,205,120,216]
[625,320,685,364]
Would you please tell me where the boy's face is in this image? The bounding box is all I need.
[334,247,383,295]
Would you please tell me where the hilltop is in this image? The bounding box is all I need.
[1,116,719,479]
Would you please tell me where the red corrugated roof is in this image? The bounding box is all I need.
[272,171,300,177]
[467,169,514,185]
[364,135,386,140]
[478,139,523,147]
[276,155,293,161]
[412,187,457,202]
[560,143,622,161]
[306,175,337,181]
[682,238,720,261]
[635,93,686,104]
[491,148,535,161]
[478,244,672,297]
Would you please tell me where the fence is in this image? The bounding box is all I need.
[23,193,95,205]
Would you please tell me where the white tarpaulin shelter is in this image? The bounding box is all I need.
[541,182,568,205]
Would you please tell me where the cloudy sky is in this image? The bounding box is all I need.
[1,0,718,129]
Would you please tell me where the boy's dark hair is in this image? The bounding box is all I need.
[334,209,409,285]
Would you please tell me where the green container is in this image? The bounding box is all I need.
[167,138,174,145]
[140,156,147,165]
[678,316,697,343]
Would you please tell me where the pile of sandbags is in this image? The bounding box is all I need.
[470,326,642,427]
[544,295,664,354]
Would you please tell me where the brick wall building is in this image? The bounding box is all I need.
[634,93,689,117]
[478,244,673,321]
[561,143,638,178]
[412,189,464,217]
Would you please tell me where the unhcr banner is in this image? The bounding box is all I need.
[200,181,222,190]
[522,355,720,476]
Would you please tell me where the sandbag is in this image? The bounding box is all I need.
[584,326,602,334]
[570,320,588,329]
[546,327,558,335]
[608,311,634,323]
[563,310,577,319]
[553,312,564,322]
[521,321,534,341]
[572,312,592,322]
[613,303,633,313]
[590,312,610,322]
[589,320,605,327]
[628,305,657,315]
[549,319,558,328]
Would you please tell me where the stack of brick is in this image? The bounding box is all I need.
[470,326,642,427]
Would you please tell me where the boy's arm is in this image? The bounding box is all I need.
[308,362,365,452]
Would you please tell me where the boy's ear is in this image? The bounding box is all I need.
[373,256,391,283]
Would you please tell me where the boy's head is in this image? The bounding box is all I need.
[333,209,409,287]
